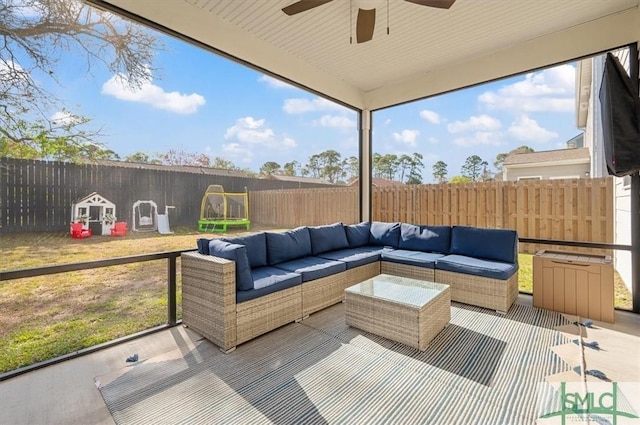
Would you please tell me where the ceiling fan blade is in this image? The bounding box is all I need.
[404,0,456,9]
[282,0,334,16]
[356,8,376,43]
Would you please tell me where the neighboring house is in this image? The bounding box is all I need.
[502,146,591,181]
[348,177,405,187]
[577,47,635,291]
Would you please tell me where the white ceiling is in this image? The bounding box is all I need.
[88,0,640,111]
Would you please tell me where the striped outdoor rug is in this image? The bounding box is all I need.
[97,302,571,424]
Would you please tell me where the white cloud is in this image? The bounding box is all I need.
[101,73,205,114]
[427,137,438,144]
[478,64,575,113]
[453,131,503,147]
[384,119,391,126]
[224,116,297,150]
[312,115,356,129]
[448,115,501,133]
[283,97,345,114]
[50,111,80,126]
[392,129,420,147]
[506,115,558,143]
[220,143,253,163]
[258,74,293,89]
[419,109,441,124]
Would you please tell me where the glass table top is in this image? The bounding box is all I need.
[345,274,449,307]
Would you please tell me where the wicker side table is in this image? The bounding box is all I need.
[345,274,450,350]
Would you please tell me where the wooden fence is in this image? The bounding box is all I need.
[250,178,614,253]
[0,158,332,234]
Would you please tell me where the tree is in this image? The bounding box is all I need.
[283,161,300,176]
[160,148,210,167]
[432,160,448,183]
[397,154,412,182]
[259,161,281,176]
[1,0,158,159]
[373,153,398,180]
[461,155,488,182]
[406,152,424,184]
[211,157,236,169]
[344,156,359,182]
[124,152,162,164]
[449,175,472,184]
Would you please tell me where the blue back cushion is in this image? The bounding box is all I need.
[450,226,518,264]
[222,232,268,268]
[399,223,451,254]
[266,227,312,265]
[344,222,371,248]
[308,223,350,255]
[197,238,211,255]
[369,221,401,247]
[208,239,253,291]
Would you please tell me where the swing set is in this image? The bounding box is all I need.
[132,200,158,232]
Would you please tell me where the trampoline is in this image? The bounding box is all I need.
[198,185,250,232]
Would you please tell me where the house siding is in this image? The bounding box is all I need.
[504,163,589,181]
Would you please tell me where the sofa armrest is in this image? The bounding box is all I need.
[181,252,237,351]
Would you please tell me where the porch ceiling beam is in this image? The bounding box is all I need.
[364,7,640,110]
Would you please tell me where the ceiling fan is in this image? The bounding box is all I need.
[282,0,456,43]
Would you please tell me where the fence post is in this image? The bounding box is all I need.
[168,256,177,325]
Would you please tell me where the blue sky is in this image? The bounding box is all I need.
[46,24,581,183]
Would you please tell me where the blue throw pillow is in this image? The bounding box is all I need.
[197,238,211,255]
[208,239,253,291]
[222,232,268,268]
[344,222,371,248]
[369,221,401,247]
[399,223,451,254]
[266,227,312,265]
[450,226,518,264]
[309,223,350,255]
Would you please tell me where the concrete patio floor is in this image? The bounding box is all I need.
[1,294,639,425]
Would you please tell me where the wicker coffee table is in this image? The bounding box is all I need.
[345,274,450,350]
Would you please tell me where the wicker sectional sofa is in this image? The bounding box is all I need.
[182,222,519,352]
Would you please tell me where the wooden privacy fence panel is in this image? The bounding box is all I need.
[250,187,359,228]
[250,179,613,253]
[0,158,332,234]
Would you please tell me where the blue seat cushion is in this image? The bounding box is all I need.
[222,232,268,268]
[273,256,346,282]
[436,254,518,280]
[208,239,253,291]
[197,238,211,255]
[266,227,312,265]
[381,249,444,269]
[308,222,350,255]
[344,222,371,248]
[450,226,518,264]
[237,267,302,303]
[317,246,383,269]
[399,223,451,254]
[369,221,401,247]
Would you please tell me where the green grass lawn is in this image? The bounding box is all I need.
[0,231,634,374]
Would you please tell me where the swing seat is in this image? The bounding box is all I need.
[139,216,153,226]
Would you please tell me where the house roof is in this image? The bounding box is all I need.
[87,0,639,111]
[504,147,590,166]
[263,174,331,185]
[92,159,249,178]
